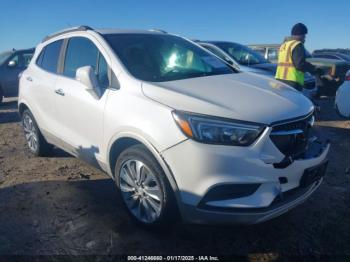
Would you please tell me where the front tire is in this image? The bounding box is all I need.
[22,109,52,156]
[115,144,178,226]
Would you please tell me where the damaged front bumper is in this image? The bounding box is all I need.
[162,127,330,225]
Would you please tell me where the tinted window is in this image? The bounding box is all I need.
[202,45,227,61]
[10,52,34,68]
[36,50,44,66]
[104,34,234,82]
[97,53,109,89]
[251,47,266,57]
[213,42,269,65]
[63,37,98,78]
[10,55,19,65]
[63,37,111,88]
[23,53,33,66]
[267,48,279,61]
[37,40,63,73]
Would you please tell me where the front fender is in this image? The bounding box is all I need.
[106,131,184,202]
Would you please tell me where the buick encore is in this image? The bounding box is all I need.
[18,26,330,226]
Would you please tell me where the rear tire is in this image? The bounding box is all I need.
[21,109,52,156]
[114,144,178,227]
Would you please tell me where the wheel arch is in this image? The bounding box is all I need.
[107,134,180,203]
[18,102,30,116]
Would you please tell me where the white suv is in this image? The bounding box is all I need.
[19,26,330,226]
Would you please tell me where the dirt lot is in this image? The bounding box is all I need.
[0,97,349,259]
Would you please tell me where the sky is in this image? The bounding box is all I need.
[0,0,349,52]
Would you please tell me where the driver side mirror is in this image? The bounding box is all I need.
[76,66,98,91]
[8,60,17,68]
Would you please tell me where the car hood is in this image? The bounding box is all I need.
[250,63,277,74]
[239,65,274,76]
[142,72,314,125]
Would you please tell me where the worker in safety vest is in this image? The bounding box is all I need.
[275,23,323,91]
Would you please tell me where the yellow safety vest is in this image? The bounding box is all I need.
[275,40,304,86]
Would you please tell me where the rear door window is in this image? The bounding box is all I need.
[37,40,63,73]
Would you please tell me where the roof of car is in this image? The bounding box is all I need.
[313,52,350,59]
[42,26,169,43]
[96,28,168,35]
[4,48,35,53]
[198,41,242,46]
[314,48,350,53]
[94,29,164,35]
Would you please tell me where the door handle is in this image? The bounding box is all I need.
[26,76,33,82]
[54,88,65,96]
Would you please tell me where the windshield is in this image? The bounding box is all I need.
[213,42,269,66]
[0,51,12,65]
[104,34,234,82]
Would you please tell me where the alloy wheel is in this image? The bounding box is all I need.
[119,159,163,223]
[23,114,38,152]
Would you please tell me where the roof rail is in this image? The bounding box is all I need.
[41,25,93,43]
[148,28,167,34]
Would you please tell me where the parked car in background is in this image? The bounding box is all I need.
[249,44,280,63]
[314,48,350,56]
[312,51,350,63]
[307,57,350,96]
[335,70,350,118]
[0,48,34,104]
[19,26,329,226]
[197,41,276,76]
[197,41,316,94]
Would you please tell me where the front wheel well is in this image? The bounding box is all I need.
[18,103,29,116]
[109,137,141,177]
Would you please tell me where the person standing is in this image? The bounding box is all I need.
[275,23,323,91]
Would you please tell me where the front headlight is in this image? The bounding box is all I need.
[172,111,265,146]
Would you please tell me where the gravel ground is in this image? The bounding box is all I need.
[0,97,349,259]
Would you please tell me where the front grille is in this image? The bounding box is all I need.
[270,114,314,158]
